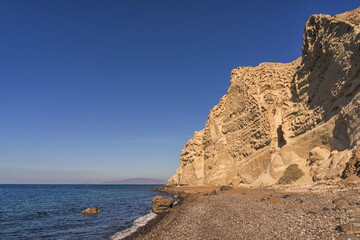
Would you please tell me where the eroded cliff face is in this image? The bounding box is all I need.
[169,7,360,186]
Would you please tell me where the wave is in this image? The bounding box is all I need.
[109,212,157,240]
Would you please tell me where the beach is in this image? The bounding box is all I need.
[126,183,360,239]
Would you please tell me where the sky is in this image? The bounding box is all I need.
[0,0,359,184]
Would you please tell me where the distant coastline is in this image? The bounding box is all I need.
[0,178,167,185]
[97,178,167,185]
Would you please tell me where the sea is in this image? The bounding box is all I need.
[0,184,169,240]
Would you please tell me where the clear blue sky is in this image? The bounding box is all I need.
[0,0,358,184]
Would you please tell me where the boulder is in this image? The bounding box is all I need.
[336,224,355,233]
[81,207,102,215]
[220,186,233,191]
[308,147,330,165]
[333,198,348,210]
[342,146,360,178]
[151,196,175,213]
[210,190,217,195]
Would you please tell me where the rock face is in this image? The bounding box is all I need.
[151,196,175,213]
[169,7,360,186]
[342,146,360,178]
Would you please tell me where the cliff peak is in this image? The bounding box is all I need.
[169,7,360,187]
[335,6,360,25]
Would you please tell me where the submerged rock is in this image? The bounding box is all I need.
[151,196,175,214]
[81,207,102,215]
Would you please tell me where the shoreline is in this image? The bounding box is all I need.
[109,186,184,240]
[120,187,187,240]
[118,183,360,239]
[120,209,168,240]
[115,186,239,240]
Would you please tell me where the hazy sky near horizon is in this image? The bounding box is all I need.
[0,0,359,184]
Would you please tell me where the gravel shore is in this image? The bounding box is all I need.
[126,184,360,240]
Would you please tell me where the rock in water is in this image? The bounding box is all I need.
[81,207,102,215]
[168,7,360,187]
[151,196,175,213]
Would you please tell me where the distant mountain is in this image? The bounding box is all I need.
[99,178,166,185]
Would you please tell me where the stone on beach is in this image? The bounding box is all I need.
[336,224,356,233]
[151,196,175,213]
[333,198,349,210]
[220,186,233,191]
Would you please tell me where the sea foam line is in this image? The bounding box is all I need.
[109,212,157,240]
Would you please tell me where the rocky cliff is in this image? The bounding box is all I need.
[169,7,360,186]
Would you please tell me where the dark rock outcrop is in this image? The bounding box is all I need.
[151,196,175,214]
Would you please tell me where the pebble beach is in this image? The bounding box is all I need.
[126,183,360,240]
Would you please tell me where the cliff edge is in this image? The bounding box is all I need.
[169,7,360,186]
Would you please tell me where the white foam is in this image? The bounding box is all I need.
[109,212,157,240]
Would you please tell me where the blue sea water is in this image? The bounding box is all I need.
[0,184,165,240]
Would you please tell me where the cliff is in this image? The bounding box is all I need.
[169,7,360,186]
